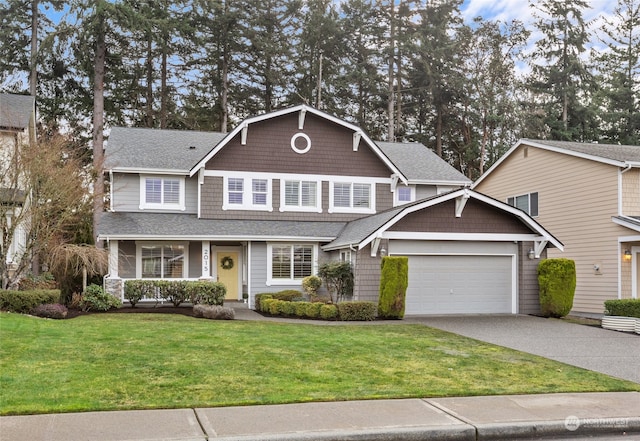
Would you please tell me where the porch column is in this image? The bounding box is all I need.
[108,240,119,278]
[201,241,214,280]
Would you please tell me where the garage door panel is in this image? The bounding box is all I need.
[406,255,513,314]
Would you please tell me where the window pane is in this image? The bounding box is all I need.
[141,246,162,278]
[285,181,299,206]
[146,179,162,204]
[293,246,312,278]
[163,245,184,278]
[353,183,370,208]
[228,178,243,204]
[164,180,180,204]
[530,192,539,217]
[272,245,291,278]
[252,179,267,205]
[515,194,529,213]
[334,183,351,207]
[301,181,316,207]
[398,187,412,202]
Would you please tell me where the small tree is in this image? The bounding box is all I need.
[378,256,408,319]
[302,275,322,300]
[317,261,353,303]
[1,136,94,290]
[538,258,576,318]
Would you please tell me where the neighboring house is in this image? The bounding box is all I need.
[98,106,562,314]
[474,138,640,316]
[0,93,35,278]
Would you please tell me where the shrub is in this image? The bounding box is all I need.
[124,280,156,307]
[604,299,640,318]
[318,261,353,303]
[279,301,297,316]
[31,303,68,319]
[18,273,57,290]
[193,304,235,320]
[272,290,304,302]
[378,256,408,319]
[188,281,226,306]
[304,302,323,319]
[0,289,61,313]
[302,275,322,299]
[338,301,377,321]
[294,301,309,317]
[254,294,273,311]
[538,258,576,318]
[260,298,277,315]
[320,304,338,320]
[82,284,122,311]
[159,280,189,307]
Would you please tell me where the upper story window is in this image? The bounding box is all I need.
[329,181,375,214]
[140,176,185,210]
[394,185,415,206]
[507,192,538,217]
[223,176,272,211]
[280,179,322,212]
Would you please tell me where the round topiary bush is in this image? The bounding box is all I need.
[538,258,576,318]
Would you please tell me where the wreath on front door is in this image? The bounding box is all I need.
[221,256,234,270]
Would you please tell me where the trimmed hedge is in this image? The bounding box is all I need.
[337,301,377,321]
[604,299,640,318]
[255,294,273,311]
[320,304,338,320]
[123,280,156,307]
[123,280,226,306]
[0,289,62,313]
[378,256,408,319]
[82,284,122,311]
[187,281,226,306]
[538,258,576,318]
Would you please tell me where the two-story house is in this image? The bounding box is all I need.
[474,139,640,316]
[0,93,36,283]
[98,106,562,315]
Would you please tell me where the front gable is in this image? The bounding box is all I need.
[203,111,392,178]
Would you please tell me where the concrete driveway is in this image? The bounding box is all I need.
[405,315,640,383]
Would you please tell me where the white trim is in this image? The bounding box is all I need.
[247,241,253,307]
[279,178,323,213]
[204,169,390,184]
[379,232,544,243]
[100,234,337,242]
[201,241,211,279]
[290,132,311,154]
[633,246,640,299]
[328,181,376,214]
[108,240,119,278]
[139,175,186,211]
[613,216,640,233]
[135,241,189,279]
[111,167,190,175]
[266,243,318,286]
[222,175,273,212]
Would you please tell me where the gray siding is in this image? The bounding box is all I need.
[188,242,202,278]
[111,173,197,214]
[519,241,544,315]
[119,240,136,278]
[353,242,385,303]
[415,185,437,200]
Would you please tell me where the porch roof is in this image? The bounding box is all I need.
[97,212,346,242]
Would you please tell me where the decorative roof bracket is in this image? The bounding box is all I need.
[353,131,362,151]
[534,240,548,258]
[371,237,381,257]
[455,189,470,218]
[241,123,248,145]
[298,108,306,130]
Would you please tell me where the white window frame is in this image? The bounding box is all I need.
[266,243,317,286]
[394,185,415,206]
[222,175,273,211]
[139,175,185,211]
[506,192,538,217]
[328,180,376,214]
[135,242,189,279]
[279,179,323,213]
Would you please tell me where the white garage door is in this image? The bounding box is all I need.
[405,255,514,314]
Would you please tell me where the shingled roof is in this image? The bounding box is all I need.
[0,93,34,130]
[520,139,640,163]
[105,127,227,172]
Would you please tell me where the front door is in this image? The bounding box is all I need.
[217,251,239,300]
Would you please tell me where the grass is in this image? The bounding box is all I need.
[1,312,638,416]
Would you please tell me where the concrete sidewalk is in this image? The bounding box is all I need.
[2,392,639,441]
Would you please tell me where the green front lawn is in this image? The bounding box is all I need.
[1,312,637,415]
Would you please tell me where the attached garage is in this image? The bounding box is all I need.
[324,188,563,315]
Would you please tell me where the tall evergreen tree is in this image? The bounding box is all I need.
[527,0,596,141]
[593,0,640,144]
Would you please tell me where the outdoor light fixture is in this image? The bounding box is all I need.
[528,248,535,260]
[624,249,632,261]
[380,247,387,257]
